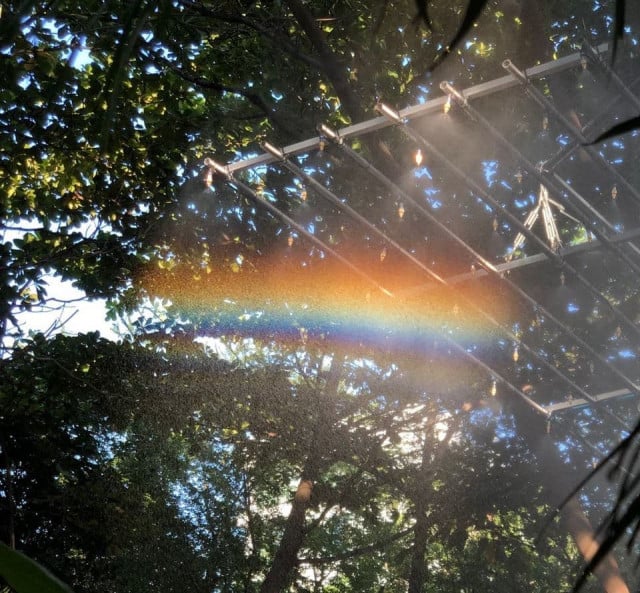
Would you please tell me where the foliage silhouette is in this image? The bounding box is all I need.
[586,114,640,144]
[0,0,628,592]
[0,543,73,593]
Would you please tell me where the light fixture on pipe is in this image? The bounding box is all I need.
[317,123,342,144]
[490,379,497,397]
[440,82,468,107]
[375,102,404,124]
[203,157,231,180]
[262,142,286,160]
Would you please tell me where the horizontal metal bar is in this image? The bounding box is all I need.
[545,388,635,413]
[221,44,608,175]
[432,226,640,286]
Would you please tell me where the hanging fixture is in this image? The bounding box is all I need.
[508,181,582,258]
[375,102,403,124]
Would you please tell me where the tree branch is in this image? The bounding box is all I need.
[176,0,323,70]
[146,48,297,136]
[283,0,365,122]
[299,526,413,565]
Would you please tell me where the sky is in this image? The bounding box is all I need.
[11,275,119,341]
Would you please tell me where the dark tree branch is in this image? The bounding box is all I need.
[299,526,413,565]
[283,0,365,123]
[146,48,297,136]
[176,0,324,70]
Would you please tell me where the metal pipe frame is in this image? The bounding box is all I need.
[502,58,640,208]
[410,226,640,286]
[547,388,635,413]
[204,42,640,419]
[220,44,608,176]
[318,124,640,415]
[208,160,550,417]
[440,83,640,340]
[260,141,626,415]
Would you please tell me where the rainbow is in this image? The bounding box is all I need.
[140,249,515,364]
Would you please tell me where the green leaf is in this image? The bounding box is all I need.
[0,543,74,593]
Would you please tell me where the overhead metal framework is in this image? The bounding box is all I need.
[206,42,640,426]
[221,43,610,174]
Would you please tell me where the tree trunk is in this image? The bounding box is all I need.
[408,418,455,593]
[3,448,16,549]
[260,356,342,593]
[259,473,316,593]
[408,506,429,593]
[509,401,631,593]
[408,436,431,593]
[561,496,630,593]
